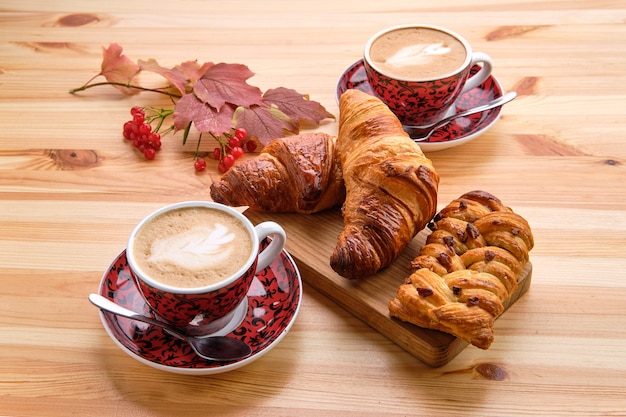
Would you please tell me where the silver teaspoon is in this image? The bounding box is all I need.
[404,91,517,141]
[88,293,252,362]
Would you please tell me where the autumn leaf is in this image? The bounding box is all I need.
[193,63,265,110]
[72,45,336,159]
[233,105,298,145]
[173,93,235,136]
[263,87,335,124]
[175,60,214,85]
[138,58,188,96]
[99,43,141,95]
[139,59,214,96]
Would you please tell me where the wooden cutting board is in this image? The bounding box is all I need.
[245,208,532,367]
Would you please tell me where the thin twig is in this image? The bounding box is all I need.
[69,82,182,98]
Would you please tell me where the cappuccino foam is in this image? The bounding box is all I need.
[369,27,467,80]
[133,207,252,288]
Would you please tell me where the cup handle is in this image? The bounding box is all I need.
[461,52,493,94]
[253,221,287,274]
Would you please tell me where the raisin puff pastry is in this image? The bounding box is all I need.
[388,190,534,349]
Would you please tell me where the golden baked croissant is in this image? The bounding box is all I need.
[388,190,534,349]
[330,89,439,279]
[210,132,345,214]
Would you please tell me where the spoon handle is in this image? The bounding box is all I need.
[406,91,517,140]
[445,91,517,121]
[88,293,178,333]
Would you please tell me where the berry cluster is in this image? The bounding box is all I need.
[122,107,162,160]
[194,127,257,173]
[121,106,259,173]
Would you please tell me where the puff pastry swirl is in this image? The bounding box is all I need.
[388,190,534,349]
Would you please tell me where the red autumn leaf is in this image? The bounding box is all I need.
[233,105,298,145]
[138,58,188,96]
[99,43,141,95]
[175,60,214,84]
[193,63,265,110]
[173,93,234,136]
[263,87,335,124]
[139,59,215,96]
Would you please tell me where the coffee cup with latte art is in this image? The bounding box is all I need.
[126,201,286,336]
[363,24,493,127]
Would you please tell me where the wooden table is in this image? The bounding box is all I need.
[1,1,625,416]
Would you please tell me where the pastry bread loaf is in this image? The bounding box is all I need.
[210,132,345,214]
[330,89,439,279]
[388,190,534,349]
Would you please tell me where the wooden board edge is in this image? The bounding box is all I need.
[296,259,533,367]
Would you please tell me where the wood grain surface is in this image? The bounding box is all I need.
[245,209,534,367]
[1,1,626,416]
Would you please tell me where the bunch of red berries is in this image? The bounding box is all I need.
[194,127,257,173]
[122,107,162,160]
[122,106,259,173]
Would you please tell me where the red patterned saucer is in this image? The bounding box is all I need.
[96,248,302,375]
[336,59,504,152]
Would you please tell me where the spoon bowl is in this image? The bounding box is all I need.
[89,293,252,362]
[404,91,517,142]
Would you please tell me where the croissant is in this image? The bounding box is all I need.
[330,89,439,279]
[388,190,534,349]
[210,132,345,214]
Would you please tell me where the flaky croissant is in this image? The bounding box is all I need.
[210,132,345,214]
[388,190,534,349]
[330,89,439,279]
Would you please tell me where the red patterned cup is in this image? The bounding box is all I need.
[363,24,493,127]
[126,201,286,337]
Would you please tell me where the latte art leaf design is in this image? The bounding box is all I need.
[148,224,236,270]
[385,42,452,67]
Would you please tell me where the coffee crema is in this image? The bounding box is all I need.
[368,27,467,80]
[132,207,252,288]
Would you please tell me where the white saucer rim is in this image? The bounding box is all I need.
[96,248,303,375]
